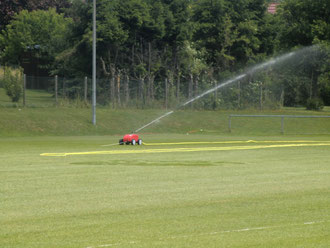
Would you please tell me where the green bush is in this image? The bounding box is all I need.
[2,67,23,102]
[306,97,324,111]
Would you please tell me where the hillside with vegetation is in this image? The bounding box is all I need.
[0,0,329,110]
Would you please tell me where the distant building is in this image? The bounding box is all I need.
[267,3,280,14]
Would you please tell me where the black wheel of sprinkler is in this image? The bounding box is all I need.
[119,139,124,145]
[138,139,142,145]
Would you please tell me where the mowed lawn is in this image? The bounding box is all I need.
[1,134,330,248]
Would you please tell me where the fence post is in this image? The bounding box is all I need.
[228,115,232,133]
[259,82,263,110]
[84,76,88,103]
[23,74,26,107]
[55,75,58,106]
[165,78,168,110]
[238,81,241,109]
[62,78,65,98]
[117,74,121,106]
[125,75,129,107]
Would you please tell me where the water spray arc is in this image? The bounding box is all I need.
[133,47,312,133]
[134,111,174,133]
[134,74,248,133]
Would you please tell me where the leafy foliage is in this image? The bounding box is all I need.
[276,0,330,107]
[0,0,71,30]
[1,67,23,102]
[53,0,92,77]
[277,0,330,48]
[0,0,330,109]
[0,8,72,70]
[306,98,324,111]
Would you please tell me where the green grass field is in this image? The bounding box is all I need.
[1,134,330,248]
[1,88,330,247]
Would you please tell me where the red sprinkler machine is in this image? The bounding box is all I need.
[119,134,142,145]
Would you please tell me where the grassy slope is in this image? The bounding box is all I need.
[1,106,330,137]
[1,87,330,137]
[1,134,330,247]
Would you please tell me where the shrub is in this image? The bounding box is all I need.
[306,97,324,111]
[2,67,23,102]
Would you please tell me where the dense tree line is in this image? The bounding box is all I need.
[0,0,329,109]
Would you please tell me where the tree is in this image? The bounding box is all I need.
[192,0,227,70]
[25,0,70,12]
[54,0,92,77]
[277,0,330,49]
[277,0,330,107]
[0,0,26,30]
[159,0,193,103]
[258,12,280,56]
[226,0,267,67]
[192,0,268,73]
[0,0,71,30]
[0,8,72,74]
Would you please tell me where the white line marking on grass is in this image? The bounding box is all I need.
[85,220,327,247]
[162,226,274,240]
[101,143,119,147]
[304,221,325,225]
[86,241,138,248]
[86,243,120,248]
[171,220,327,239]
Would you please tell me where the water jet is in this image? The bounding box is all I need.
[131,46,318,134]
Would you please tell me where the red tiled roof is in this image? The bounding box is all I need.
[267,3,280,14]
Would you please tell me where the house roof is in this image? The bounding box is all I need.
[267,3,280,14]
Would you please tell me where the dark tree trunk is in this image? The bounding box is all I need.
[116,74,121,107]
[110,75,115,108]
[176,72,181,100]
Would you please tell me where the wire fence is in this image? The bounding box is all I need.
[0,73,284,110]
[228,114,330,134]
